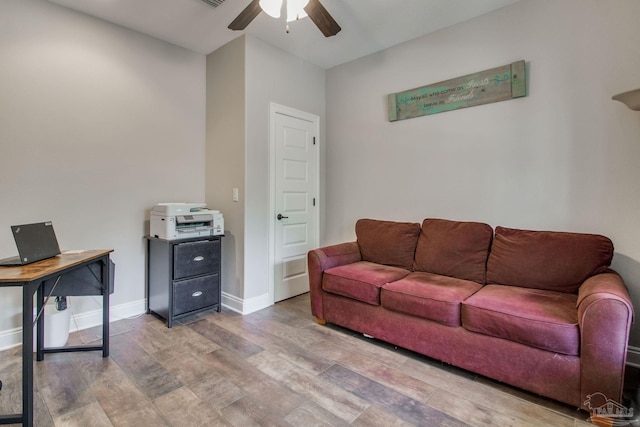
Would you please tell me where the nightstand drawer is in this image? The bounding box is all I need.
[173,274,219,316]
[173,239,220,280]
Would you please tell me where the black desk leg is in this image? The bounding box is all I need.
[102,256,110,358]
[23,283,36,427]
[102,291,109,357]
[36,285,44,362]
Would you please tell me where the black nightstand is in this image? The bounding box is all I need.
[146,235,222,327]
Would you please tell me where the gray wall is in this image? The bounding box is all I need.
[244,35,325,309]
[4,0,639,349]
[0,0,205,346]
[206,35,326,313]
[325,0,640,343]
[206,36,246,312]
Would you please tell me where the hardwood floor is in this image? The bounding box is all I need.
[0,293,617,426]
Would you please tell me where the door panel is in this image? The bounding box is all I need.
[274,111,318,302]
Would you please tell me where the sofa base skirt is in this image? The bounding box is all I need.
[321,292,582,409]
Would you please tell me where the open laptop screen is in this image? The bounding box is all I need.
[0,222,61,266]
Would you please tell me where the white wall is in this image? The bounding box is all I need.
[0,0,205,346]
[325,0,640,343]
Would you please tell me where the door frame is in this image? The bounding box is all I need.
[268,102,320,305]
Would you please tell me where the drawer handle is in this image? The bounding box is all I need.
[193,256,205,262]
[192,291,203,297]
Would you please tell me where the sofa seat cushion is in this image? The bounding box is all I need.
[461,284,579,355]
[413,219,493,284]
[487,226,614,293]
[382,272,483,326]
[356,219,421,270]
[323,261,410,305]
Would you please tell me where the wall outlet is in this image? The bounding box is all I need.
[232,188,239,202]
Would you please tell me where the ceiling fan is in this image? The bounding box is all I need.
[228,0,341,37]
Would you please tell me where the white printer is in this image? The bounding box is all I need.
[150,203,224,240]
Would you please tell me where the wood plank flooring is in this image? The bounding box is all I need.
[0,293,616,426]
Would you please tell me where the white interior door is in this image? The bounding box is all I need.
[273,107,318,302]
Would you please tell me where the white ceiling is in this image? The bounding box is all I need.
[46,0,520,69]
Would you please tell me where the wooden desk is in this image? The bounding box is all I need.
[0,249,113,426]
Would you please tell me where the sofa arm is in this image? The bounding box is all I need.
[578,270,634,406]
[308,242,362,321]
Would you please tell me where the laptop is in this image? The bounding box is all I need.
[0,221,61,266]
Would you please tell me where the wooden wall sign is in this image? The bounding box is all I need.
[388,60,526,121]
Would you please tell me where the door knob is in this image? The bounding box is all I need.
[277,213,289,220]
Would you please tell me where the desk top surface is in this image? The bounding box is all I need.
[0,249,113,284]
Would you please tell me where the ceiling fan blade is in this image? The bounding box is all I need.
[304,0,341,37]
[228,0,262,31]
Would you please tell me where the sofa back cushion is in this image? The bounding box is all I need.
[413,219,493,284]
[355,219,421,270]
[486,226,614,293]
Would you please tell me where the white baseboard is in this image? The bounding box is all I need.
[627,345,640,367]
[0,326,23,353]
[0,294,272,351]
[68,298,147,332]
[222,291,271,315]
[0,298,147,352]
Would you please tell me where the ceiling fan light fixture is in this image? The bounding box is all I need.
[229,0,340,37]
[287,0,309,22]
[259,0,282,18]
